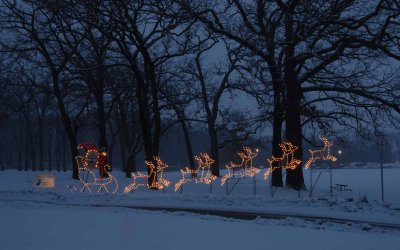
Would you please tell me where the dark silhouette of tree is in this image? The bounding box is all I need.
[0,0,90,179]
[175,0,400,189]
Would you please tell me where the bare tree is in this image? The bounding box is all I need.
[176,0,400,189]
[109,68,142,177]
[0,0,90,178]
[90,0,203,187]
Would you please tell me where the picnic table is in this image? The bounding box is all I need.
[331,184,352,192]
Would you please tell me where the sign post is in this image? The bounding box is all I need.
[375,130,385,202]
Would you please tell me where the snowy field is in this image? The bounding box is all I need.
[0,168,399,250]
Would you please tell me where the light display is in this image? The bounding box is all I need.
[304,136,337,169]
[124,156,171,193]
[124,171,148,192]
[221,147,260,186]
[263,155,283,180]
[79,143,107,177]
[174,153,217,192]
[264,141,302,180]
[280,141,302,170]
[146,156,171,190]
[71,143,119,193]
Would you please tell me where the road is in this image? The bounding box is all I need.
[1,198,399,230]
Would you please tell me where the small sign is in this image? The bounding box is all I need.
[33,174,55,189]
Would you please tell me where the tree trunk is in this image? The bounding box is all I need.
[69,134,79,178]
[48,126,52,172]
[271,111,284,186]
[284,77,304,190]
[24,129,29,171]
[108,125,114,168]
[283,11,304,190]
[62,130,67,172]
[208,125,219,177]
[136,55,161,188]
[146,47,162,188]
[17,133,22,171]
[119,130,127,173]
[38,118,44,171]
[95,82,109,177]
[18,147,22,171]
[178,111,196,176]
[56,128,61,172]
[118,104,138,178]
[126,34,161,188]
[269,65,285,186]
[0,142,3,171]
[136,78,157,188]
[126,154,136,178]
[53,76,80,178]
[26,114,36,171]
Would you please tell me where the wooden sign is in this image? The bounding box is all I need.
[33,174,55,189]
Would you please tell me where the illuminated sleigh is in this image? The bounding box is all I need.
[124,156,171,193]
[221,147,260,186]
[174,153,217,192]
[264,141,302,180]
[74,143,119,194]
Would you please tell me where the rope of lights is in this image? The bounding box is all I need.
[174,153,217,192]
[264,141,302,180]
[304,136,337,169]
[221,147,260,186]
[69,143,119,194]
[124,156,171,193]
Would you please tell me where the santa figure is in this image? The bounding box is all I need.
[78,142,108,178]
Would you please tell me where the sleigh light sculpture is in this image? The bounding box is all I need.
[71,143,119,193]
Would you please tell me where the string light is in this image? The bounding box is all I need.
[281,141,302,170]
[264,141,302,180]
[304,136,337,169]
[146,156,171,190]
[174,153,217,192]
[75,163,119,193]
[263,156,283,180]
[69,143,119,194]
[124,156,171,193]
[221,147,260,186]
[123,172,148,193]
[79,143,106,175]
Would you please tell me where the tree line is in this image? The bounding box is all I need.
[0,0,399,190]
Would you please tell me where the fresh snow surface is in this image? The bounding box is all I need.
[0,168,399,250]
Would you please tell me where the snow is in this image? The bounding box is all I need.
[0,167,399,249]
[1,201,399,250]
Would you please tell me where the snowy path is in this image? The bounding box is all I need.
[1,200,399,250]
[1,169,400,249]
[1,197,400,230]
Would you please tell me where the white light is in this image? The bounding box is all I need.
[221,147,260,186]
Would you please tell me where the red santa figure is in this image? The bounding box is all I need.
[78,142,108,178]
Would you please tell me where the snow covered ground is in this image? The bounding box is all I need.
[0,168,399,250]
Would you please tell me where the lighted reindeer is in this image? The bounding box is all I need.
[304,137,337,169]
[71,143,119,193]
[174,153,217,192]
[221,147,261,186]
[124,156,171,193]
[264,141,302,180]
